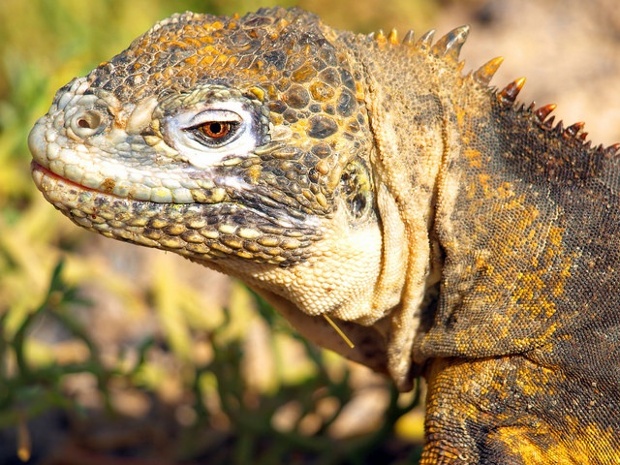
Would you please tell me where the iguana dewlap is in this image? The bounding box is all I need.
[29,7,620,463]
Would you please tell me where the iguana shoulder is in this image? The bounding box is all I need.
[29,7,620,463]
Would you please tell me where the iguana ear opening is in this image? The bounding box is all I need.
[339,159,374,221]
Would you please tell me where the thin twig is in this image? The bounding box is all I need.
[322,315,355,349]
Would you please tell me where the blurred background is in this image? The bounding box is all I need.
[1,0,618,464]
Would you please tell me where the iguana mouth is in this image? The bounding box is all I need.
[31,162,91,192]
[31,160,319,266]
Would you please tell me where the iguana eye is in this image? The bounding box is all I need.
[190,119,240,146]
[163,98,262,169]
[185,109,243,147]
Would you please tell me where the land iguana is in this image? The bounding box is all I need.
[28,7,620,463]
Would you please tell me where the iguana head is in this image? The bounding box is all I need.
[30,7,457,388]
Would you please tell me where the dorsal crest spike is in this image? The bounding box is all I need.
[498,77,526,105]
[387,28,398,45]
[534,103,557,123]
[473,56,504,86]
[432,25,470,60]
[375,29,386,44]
[402,29,415,45]
[544,115,556,129]
[565,121,586,138]
[417,30,436,50]
[605,143,620,156]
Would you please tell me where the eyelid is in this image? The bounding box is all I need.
[188,109,243,127]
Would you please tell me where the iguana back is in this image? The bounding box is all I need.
[29,7,620,463]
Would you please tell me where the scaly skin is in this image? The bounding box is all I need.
[29,7,620,463]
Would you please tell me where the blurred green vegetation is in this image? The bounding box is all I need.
[0,0,439,463]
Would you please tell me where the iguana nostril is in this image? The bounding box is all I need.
[77,117,92,128]
[70,109,104,137]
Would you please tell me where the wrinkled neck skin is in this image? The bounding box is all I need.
[321,34,453,389]
[356,48,448,389]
